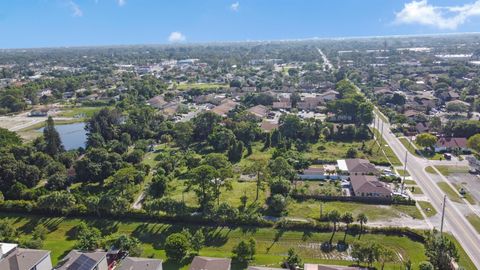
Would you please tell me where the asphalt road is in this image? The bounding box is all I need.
[374,113,480,267]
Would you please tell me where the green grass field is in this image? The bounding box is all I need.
[425,166,437,175]
[56,106,106,118]
[437,182,463,203]
[410,186,423,195]
[417,201,437,217]
[434,166,469,176]
[466,214,480,234]
[0,212,431,270]
[370,128,402,166]
[396,169,410,177]
[399,137,419,157]
[287,200,423,221]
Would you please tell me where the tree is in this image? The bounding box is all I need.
[267,194,287,216]
[416,133,438,150]
[191,230,205,253]
[208,126,235,152]
[378,246,396,270]
[346,147,357,158]
[228,140,244,163]
[173,122,193,149]
[290,92,301,108]
[467,133,480,153]
[424,230,459,270]
[328,210,341,244]
[341,212,354,241]
[244,157,269,201]
[232,238,256,263]
[106,234,143,257]
[37,191,76,214]
[357,213,368,236]
[283,248,302,270]
[43,116,64,156]
[160,134,173,148]
[269,157,295,181]
[165,233,189,261]
[187,165,218,210]
[0,128,21,148]
[419,261,434,270]
[193,111,221,141]
[76,227,102,251]
[0,220,17,242]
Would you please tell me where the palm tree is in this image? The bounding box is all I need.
[357,213,368,238]
[245,157,269,201]
[341,212,354,241]
[328,210,341,244]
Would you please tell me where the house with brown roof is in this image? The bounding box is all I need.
[337,159,378,175]
[117,257,162,270]
[189,256,231,270]
[147,95,168,109]
[435,137,468,153]
[349,175,392,199]
[0,243,52,270]
[211,99,238,117]
[247,105,269,119]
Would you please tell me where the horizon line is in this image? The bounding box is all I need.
[2,31,480,51]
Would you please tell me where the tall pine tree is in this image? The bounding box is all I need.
[44,116,64,156]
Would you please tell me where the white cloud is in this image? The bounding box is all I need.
[67,0,83,17]
[231,2,240,12]
[168,32,186,42]
[394,0,480,30]
[116,0,126,6]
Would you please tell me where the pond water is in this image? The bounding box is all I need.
[39,122,87,150]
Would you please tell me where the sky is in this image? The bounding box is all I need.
[2,0,480,48]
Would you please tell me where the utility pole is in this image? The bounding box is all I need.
[401,150,408,194]
[440,195,447,235]
[320,202,323,220]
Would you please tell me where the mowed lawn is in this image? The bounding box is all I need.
[0,212,428,270]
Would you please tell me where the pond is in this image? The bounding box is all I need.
[39,122,87,150]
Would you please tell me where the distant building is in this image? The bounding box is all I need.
[272,101,291,110]
[189,256,231,270]
[147,95,168,109]
[0,243,52,270]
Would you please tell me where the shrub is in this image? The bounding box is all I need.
[165,233,190,261]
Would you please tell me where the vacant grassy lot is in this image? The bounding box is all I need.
[434,166,469,176]
[466,214,480,234]
[370,128,402,166]
[287,200,423,221]
[0,212,428,270]
[437,182,463,203]
[56,106,105,118]
[399,137,419,157]
[417,201,437,217]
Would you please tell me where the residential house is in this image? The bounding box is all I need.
[0,243,52,270]
[147,95,168,109]
[117,257,162,270]
[260,120,279,132]
[189,256,231,270]
[247,105,269,119]
[211,99,238,117]
[298,165,339,180]
[318,90,339,103]
[272,101,291,110]
[415,122,430,134]
[304,264,361,270]
[434,137,468,153]
[337,159,378,175]
[55,250,109,270]
[349,175,392,199]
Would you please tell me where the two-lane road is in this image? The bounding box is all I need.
[375,114,480,267]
